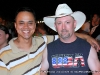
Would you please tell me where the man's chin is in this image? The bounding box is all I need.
[61,34,70,39]
[23,36,31,40]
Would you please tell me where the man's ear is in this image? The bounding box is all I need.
[74,20,77,29]
[14,23,16,29]
[35,23,36,29]
[54,22,57,31]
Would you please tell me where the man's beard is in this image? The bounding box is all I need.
[60,29,71,40]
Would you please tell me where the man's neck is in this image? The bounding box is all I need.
[60,34,77,43]
[14,37,33,51]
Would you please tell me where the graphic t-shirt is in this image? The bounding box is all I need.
[47,37,91,75]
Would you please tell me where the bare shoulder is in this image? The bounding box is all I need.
[88,46,100,73]
[88,46,98,60]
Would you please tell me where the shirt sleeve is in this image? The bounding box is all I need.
[42,35,59,44]
[0,59,10,75]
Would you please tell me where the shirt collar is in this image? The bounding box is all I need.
[9,37,36,53]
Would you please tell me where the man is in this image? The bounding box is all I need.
[0,25,10,51]
[0,7,46,75]
[0,7,99,75]
[41,3,100,75]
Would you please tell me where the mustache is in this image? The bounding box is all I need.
[61,29,68,32]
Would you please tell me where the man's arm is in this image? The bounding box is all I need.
[88,46,100,75]
[75,33,100,51]
[44,33,100,51]
[40,47,49,75]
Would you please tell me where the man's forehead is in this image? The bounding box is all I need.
[15,15,35,22]
[19,19,34,21]
[15,11,35,19]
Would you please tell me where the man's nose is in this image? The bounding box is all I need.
[62,24,66,29]
[24,23,28,28]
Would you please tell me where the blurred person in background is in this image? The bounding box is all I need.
[90,13,100,38]
[0,16,3,25]
[0,25,11,51]
[37,24,48,35]
[80,13,100,39]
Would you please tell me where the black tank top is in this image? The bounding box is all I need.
[47,37,91,75]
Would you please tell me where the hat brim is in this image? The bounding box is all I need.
[43,11,86,31]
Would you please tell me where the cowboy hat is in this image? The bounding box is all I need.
[43,3,86,31]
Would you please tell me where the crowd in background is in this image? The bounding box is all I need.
[1,13,100,39]
[78,13,100,47]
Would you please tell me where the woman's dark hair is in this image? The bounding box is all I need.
[14,7,36,22]
[0,25,12,41]
[0,25,9,34]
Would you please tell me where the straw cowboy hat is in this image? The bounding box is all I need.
[43,3,86,31]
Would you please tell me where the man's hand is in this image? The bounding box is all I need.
[86,36,100,52]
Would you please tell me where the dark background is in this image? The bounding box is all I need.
[0,0,100,22]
